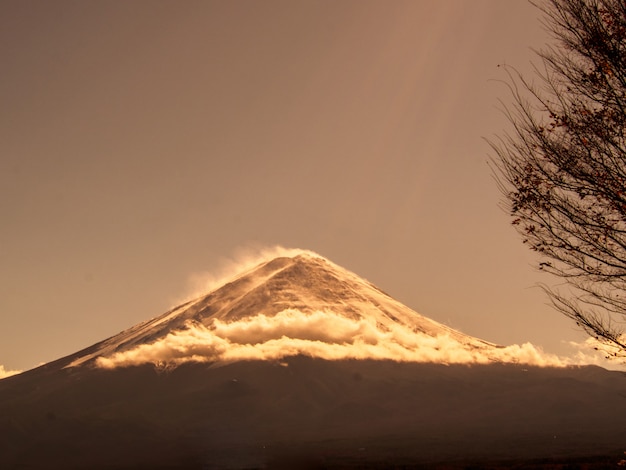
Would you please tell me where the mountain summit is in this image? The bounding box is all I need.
[65,250,554,369]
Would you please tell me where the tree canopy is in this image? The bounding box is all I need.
[490,0,626,358]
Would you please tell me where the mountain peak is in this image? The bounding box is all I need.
[63,249,567,369]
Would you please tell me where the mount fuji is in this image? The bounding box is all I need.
[1,250,625,469]
[64,251,558,370]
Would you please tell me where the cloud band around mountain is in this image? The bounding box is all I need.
[96,309,572,369]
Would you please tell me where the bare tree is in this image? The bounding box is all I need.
[489,0,626,358]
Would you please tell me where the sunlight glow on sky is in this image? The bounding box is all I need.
[0,0,605,372]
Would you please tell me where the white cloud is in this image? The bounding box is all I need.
[96,309,574,369]
[174,245,314,305]
[565,337,626,371]
[0,365,21,379]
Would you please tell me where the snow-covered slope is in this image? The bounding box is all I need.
[66,250,562,368]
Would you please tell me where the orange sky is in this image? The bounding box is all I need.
[0,1,591,372]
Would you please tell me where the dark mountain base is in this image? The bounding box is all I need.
[1,357,625,469]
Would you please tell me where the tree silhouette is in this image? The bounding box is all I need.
[489,0,626,358]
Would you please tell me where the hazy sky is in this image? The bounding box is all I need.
[1,0,593,372]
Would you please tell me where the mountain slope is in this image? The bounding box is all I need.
[63,251,555,370]
[1,357,625,469]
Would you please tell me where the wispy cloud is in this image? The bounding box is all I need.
[564,337,626,370]
[0,365,21,379]
[96,309,574,369]
[175,245,313,305]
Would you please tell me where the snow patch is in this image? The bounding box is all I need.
[176,245,317,305]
